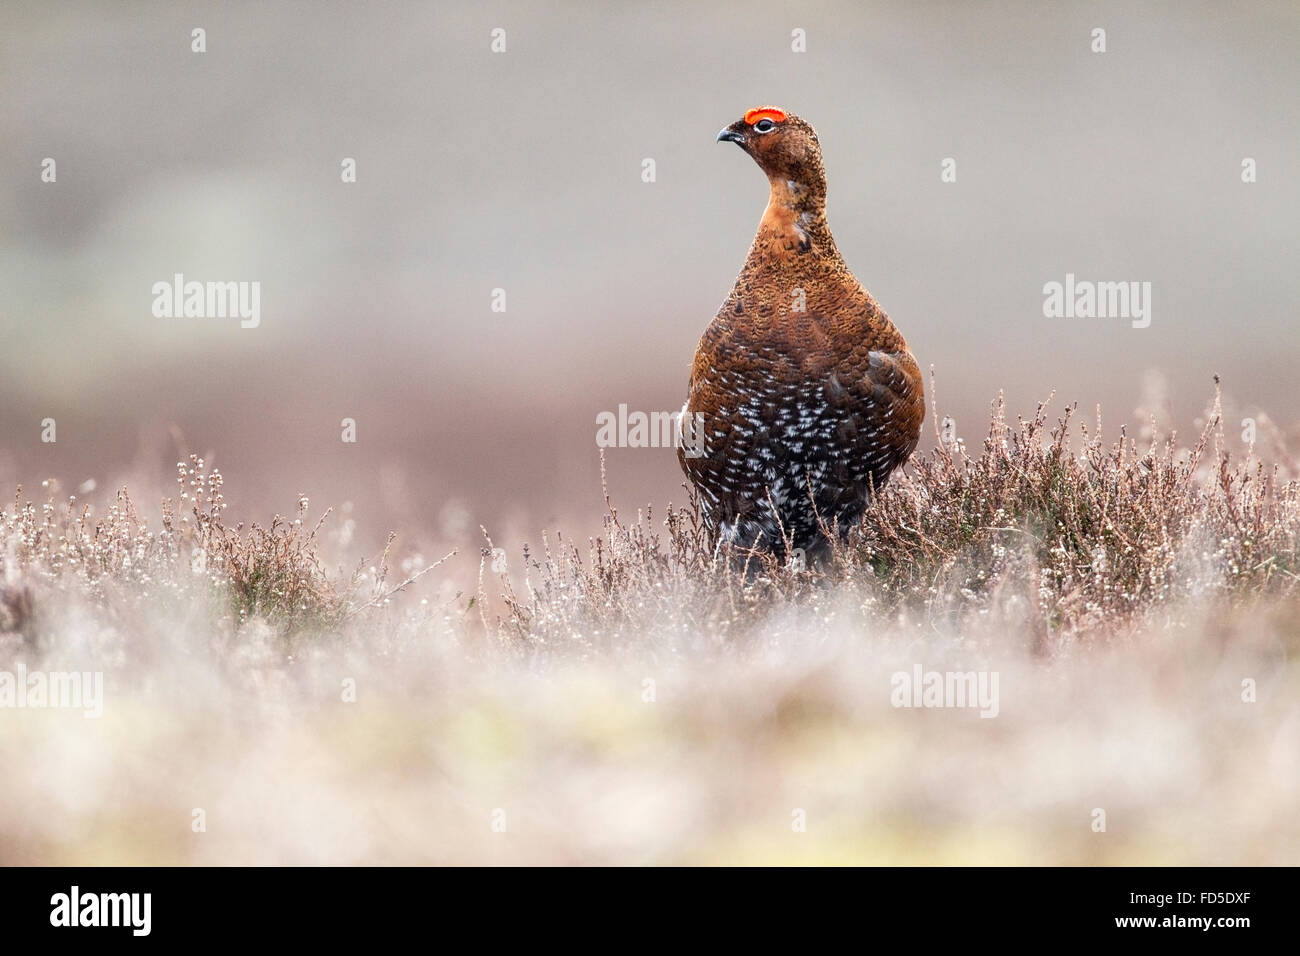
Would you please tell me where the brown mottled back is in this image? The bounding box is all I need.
[679,107,925,559]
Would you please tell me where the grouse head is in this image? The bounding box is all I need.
[717,106,826,200]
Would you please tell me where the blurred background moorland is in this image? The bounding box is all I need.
[2,0,1299,869]
[2,0,1297,575]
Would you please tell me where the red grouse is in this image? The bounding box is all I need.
[679,107,924,559]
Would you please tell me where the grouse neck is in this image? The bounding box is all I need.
[760,176,833,251]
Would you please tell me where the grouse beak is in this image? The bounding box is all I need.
[717,126,746,146]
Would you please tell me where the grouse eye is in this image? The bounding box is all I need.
[753,118,776,133]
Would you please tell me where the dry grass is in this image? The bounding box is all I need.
[0,455,457,651]
[491,382,1299,655]
[5,385,1295,655]
[2,385,1298,865]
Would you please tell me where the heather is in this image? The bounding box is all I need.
[2,386,1297,865]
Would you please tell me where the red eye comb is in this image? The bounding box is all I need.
[745,106,787,125]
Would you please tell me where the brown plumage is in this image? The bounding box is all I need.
[678,107,924,559]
